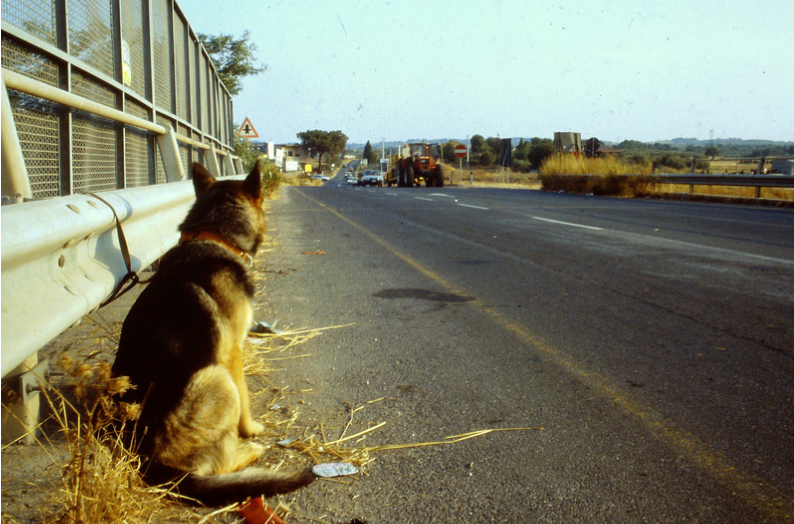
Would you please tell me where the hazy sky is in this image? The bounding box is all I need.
[176,0,793,145]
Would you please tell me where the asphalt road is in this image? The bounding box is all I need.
[256,170,794,523]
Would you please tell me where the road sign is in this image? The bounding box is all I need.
[237,117,259,138]
[454,144,467,158]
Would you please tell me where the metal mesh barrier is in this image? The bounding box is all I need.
[72,110,118,193]
[174,15,189,121]
[151,0,172,112]
[2,0,238,199]
[2,37,58,86]
[199,53,209,133]
[3,38,61,198]
[68,0,115,79]
[8,90,61,198]
[1,0,57,45]
[72,71,115,107]
[125,98,154,187]
[120,0,147,96]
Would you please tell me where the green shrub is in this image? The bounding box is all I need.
[479,151,495,166]
[259,160,282,195]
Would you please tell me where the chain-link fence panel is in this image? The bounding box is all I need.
[68,0,115,79]
[1,0,57,45]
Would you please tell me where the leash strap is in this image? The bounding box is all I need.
[89,193,141,308]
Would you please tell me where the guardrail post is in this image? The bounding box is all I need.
[1,355,41,445]
[207,144,222,177]
[156,124,186,182]
[1,75,32,204]
[223,152,235,176]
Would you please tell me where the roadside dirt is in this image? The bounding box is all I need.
[0,210,358,523]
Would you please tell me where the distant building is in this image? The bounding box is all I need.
[276,144,308,160]
[771,158,794,175]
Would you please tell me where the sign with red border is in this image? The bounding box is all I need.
[238,117,259,138]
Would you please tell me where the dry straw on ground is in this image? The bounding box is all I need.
[3,321,543,523]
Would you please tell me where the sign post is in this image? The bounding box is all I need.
[454,144,467,186]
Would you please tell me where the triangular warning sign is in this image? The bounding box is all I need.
[237,117,259,138]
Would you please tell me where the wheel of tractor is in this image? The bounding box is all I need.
[435,165,445,188]
[405,165,415,187]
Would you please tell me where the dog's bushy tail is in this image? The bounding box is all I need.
[147,464,316,506]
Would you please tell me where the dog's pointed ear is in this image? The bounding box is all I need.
[192,163,216,196]
[242,162,263,201]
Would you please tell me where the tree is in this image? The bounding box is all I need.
[486,137,502,154]
[363,141,379,165]
[479,151,495,166]
[297,129,349,172]
[617,139,645,150]
[471,135,488,153]
[363,141,373,163]
[442,143,456,163]
[513,139,531,161]
[527,141,554,168]
[705,146,719,159]
[584,137,601,158]
[198,31,266,96]
[234,134,263,171]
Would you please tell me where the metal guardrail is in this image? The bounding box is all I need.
[651,174,794,199]
[1,181,198,377]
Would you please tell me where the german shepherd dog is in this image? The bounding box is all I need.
[112,163,315,505]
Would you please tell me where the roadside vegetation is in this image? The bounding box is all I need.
[538,155,655,197]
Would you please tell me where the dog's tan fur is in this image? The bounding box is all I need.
[111,163,314,505]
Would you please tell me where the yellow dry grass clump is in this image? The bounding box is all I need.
[539,154,654,197]
[540,154,653,177]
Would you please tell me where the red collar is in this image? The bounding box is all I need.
[179,231,253,267]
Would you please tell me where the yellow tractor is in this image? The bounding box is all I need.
[387,143,445,187]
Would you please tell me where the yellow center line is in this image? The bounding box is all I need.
[294,188,794,521]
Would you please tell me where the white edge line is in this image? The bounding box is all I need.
[414,197,434,201]
[458,203,489,210]
[531,216,603,231]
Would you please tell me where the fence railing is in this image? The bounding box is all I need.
[651,174,794,199]
[1,0,246,384]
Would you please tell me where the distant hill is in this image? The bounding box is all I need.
[667,137,793,147]
[348,137,793,151]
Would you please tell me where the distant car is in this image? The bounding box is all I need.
[346,176,357,185]
[359,170,384,187]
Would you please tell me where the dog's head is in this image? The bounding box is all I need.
[180,162,267,256]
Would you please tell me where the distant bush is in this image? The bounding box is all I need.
[653,154,687,171]
[511,159,532,173]
[479,151,495,166]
